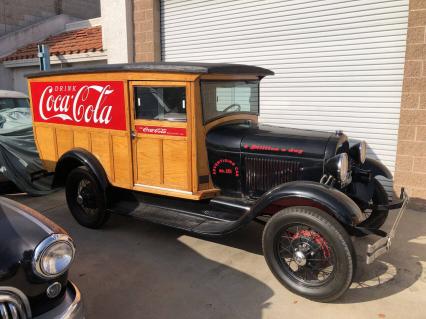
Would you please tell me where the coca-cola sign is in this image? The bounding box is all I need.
[30,81,126,130]
[135,125,186,137]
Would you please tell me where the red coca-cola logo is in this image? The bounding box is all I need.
[142,127,167,134]
[30,81,126,130]
[135,125,186,136]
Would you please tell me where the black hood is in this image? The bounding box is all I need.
[0,197,64,280]
[0,197,69,316]
[206,122,335,159]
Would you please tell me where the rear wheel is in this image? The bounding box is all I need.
[65,166,110,229]
[262,206,356,302]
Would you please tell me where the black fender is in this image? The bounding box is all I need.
[53,148,109,190]
[361,158,392,179]
[251,181,364,226]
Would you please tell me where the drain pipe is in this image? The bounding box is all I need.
[37,44,50,71]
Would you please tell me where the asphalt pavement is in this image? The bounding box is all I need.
[7,190,426,319]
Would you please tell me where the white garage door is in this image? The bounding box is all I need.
[161,0,409,192]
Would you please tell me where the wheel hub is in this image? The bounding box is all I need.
[292,229,331,263]
[77,179,96,209]
[293,250,307,266]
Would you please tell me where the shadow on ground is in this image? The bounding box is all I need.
[210,208,425,304]
[6,191,274,319]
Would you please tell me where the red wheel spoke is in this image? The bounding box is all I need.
[276,222,335,285]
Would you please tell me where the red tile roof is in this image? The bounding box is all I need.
[1,26,103,62]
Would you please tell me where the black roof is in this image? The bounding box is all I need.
[26,62,274,78]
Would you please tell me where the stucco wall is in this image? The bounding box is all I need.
[100,0,133,63]
[11,59,107,94]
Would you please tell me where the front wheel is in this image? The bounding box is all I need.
[262,206,356,302]
[358,178,389,231]
[65,166,110,229]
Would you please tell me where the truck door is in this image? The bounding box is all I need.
[129,81,192,194]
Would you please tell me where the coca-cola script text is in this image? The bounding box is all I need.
[135,125,186,137]
[30,81,126,130]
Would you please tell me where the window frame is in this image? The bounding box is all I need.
[200,80,260,125]
[133,85,188,122]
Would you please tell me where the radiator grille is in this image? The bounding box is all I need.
[245,156,301,195]
[0,292,29,319]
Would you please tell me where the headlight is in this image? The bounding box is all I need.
[33,234,75,279]
[349,141,367,164]
[324,153,349,184]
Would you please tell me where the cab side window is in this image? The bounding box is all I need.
[134,86,187,122]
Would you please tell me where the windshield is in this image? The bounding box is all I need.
[0,98,30,111]
[201,80,259,123]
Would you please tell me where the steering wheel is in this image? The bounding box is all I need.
[223,103,241,112]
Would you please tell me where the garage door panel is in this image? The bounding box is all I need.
[163,0,407,27]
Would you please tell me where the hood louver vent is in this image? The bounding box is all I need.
[245,156,301,196]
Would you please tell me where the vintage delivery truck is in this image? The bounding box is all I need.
[27,62,408,302]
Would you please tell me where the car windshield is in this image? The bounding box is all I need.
[201,80,259,123]
[0,98,30,111]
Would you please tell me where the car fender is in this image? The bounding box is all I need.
[53,148,109,190]
[251,181,364,226]
[361,158,392,179]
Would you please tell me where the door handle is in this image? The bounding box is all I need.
[131,131,136,139]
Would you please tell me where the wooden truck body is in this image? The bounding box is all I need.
[27,63,268,200]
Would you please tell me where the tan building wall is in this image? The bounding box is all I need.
[133,0,161,62]
[0,0,100,36]
[394,0,426,208]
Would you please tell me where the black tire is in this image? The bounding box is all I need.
[358,178,389,231]
[262,206,356,302]
[65,166,110,229]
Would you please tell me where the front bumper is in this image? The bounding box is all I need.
[366,188,409,264]
[34,282,84,319]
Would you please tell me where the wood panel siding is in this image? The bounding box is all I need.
[136,138,163,185]
[28,71,219,199]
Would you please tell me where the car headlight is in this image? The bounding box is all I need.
[349,141,367,164]
[324,153,349,184]
[33,234,75,279]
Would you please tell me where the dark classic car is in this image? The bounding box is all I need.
[0,197,83,318]
[26,62,408,301]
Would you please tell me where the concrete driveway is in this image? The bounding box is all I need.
[8,190,426,319]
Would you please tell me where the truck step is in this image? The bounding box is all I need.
[109,190,247,234]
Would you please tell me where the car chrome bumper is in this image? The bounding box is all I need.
[366,188,409,264]
[34,282,84,319]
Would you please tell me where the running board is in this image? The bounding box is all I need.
[109,191,253,235]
